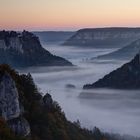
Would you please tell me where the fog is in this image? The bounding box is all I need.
[21,44,140,137]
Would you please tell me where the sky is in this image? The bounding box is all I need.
[0,0,140,31]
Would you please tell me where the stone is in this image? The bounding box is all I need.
[8,117,30,136]
[0,72,20,120]
[0,72,31,136]
[43,93,53,109]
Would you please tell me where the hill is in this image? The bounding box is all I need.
[64,28,140,48]
[93,39,140,61]
[0,30,72,68]
[84,54,140,89]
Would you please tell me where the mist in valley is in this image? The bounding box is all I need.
[20,43,140,137]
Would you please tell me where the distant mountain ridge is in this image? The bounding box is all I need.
[93,39,140,61]
[34,31,75,44]
[0,30,73,67]
[64,27,140,47]
[84,54,140,89]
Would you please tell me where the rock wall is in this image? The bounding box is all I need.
[9,37,23,53]
[0,40,6,49]
[0,73,20,120]
[8,117,30,136]
[0,30,73,67]
[64,28,140,47]
[0,72,30,136]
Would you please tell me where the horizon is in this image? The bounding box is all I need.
[2,26,140,32]
[1,0,140,31]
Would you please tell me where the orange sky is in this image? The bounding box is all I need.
[0,0,140,31]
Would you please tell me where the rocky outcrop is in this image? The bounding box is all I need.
[0,30,73,67]
[83,54,140,89]
[43,93,53,109]
[8,117,30,136]
[64,28,140,47]
[0,72,20,120]
[93,39,140,61]
[0,71,30,136]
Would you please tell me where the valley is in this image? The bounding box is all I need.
[20,42,140,137]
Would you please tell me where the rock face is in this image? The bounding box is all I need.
[8,117,30,136]
[0,30,72,67]
[0,73,20,120]
[43,93,53,109]
[0,71,30,136]
[64,28,140,47]
[84,54,140,89]
[93,39,140,61]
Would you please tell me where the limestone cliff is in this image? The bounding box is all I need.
[0,71,30,136]
[0,30,72,67]
[0,73,20,120]
[64,28,140,47]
